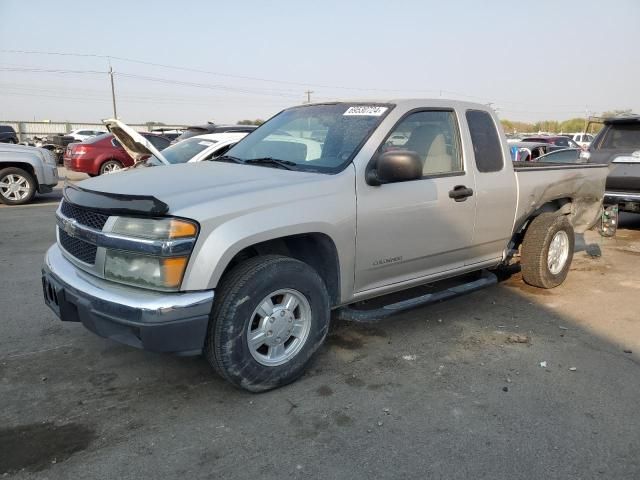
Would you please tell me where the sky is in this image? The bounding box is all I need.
[0,0,639,125]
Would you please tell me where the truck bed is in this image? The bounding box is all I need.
[513,162,609,232]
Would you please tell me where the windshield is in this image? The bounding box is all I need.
[157,137,217,164]
[225,103,392,173]
[598,124,640,150]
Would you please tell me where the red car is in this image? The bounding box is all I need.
[63,133,170,176]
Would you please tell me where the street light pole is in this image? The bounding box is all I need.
[109,64,117,118]
[304,90,313,104]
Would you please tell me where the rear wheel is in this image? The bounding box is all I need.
[205,255,330,392]
[99,159,123,175]
[521,213,574,288]
[0,167,36,205]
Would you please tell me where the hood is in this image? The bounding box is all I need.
[0,143,44,154]
[0,143,53,159]
[76,161,327,214]
[103,118,170,165]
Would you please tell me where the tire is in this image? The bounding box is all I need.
[0,167,36,205]
[99,159,123,175]
[205,255,330,392]
[521,213,574,289]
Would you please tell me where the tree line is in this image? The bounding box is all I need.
[500,109,633,134]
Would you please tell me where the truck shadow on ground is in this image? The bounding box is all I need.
[2,265,639,478]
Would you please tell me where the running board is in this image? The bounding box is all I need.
[335,270,498,323]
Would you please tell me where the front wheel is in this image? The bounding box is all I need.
[521,213,575,288]
[205,255,330,392]
[0,167,36,205]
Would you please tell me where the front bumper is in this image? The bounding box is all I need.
[38,163,59,189]
[42,244,214,355]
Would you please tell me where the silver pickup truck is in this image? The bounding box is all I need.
[1,143,59,205]
[42,100,608,391]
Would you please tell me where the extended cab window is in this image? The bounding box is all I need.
[466,110,503,172]
[382,110,462,176]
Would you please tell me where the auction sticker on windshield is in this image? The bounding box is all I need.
[198,141,215,146]
[343,106,388,116]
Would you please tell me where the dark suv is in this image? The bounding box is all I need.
[586,115,640,213]
[0,125,18,144]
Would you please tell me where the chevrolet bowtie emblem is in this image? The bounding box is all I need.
[63,218,78,236]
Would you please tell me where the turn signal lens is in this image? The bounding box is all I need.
[161,257,189,288]
[168,219,198,238]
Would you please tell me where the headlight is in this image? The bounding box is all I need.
[105,217,198,291]
[112,217,197,239]
[105,250,189,291]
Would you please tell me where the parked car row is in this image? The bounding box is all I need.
[64,132,171,176]
[513,114,640,215]
[507,132,595,150]
[61,123,258,176]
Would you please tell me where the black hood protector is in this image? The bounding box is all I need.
[63,182,169,216]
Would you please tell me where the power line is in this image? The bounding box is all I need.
[114,72,302,98]
[0,48,444,95]
[0,49,608,109]
[0,66,107,74]
[0,49,623,115]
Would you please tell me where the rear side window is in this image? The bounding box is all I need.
[598,124,640,149]
[466,110,503,172]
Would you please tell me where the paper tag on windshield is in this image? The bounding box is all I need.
[343,106,388,116]
[198,141,215,146]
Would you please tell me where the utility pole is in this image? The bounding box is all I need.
[584,106,590,133]
[109,63,117,118]
[304,90,313,104]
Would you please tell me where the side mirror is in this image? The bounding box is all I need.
[368,150,423,185]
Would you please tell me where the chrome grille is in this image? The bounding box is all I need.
[60,200,109,230]
[59,229,97,264]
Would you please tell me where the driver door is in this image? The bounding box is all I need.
[354,110,477,293]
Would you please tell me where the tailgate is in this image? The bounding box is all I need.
[607,163,640,193]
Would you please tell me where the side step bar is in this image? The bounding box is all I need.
[335,270,498,323]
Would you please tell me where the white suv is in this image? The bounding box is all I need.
[571,133,595,149]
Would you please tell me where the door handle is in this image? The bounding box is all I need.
[448,185,474,202]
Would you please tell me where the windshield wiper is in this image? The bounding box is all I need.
[244,157,297,170]
[215,155,245,164]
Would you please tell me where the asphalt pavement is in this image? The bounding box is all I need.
[1,192,639,479]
